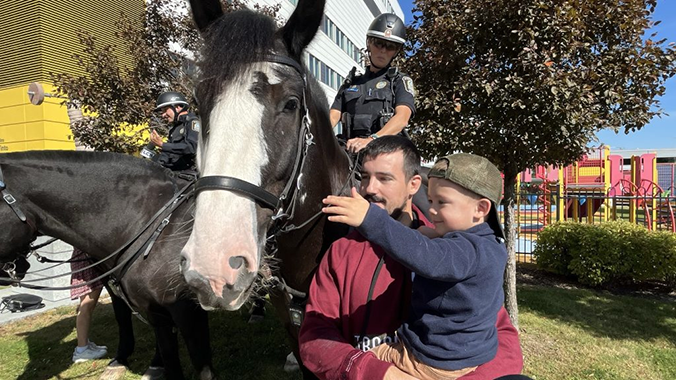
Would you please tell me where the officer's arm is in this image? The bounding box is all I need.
[329,108,342,129]
[375,105,411,137]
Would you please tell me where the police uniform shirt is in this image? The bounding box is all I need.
[157,112,200,171]
[331,65,415,137]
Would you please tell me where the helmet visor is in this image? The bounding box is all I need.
[368,37,401,51]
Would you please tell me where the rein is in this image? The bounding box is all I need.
[3,178,195,290]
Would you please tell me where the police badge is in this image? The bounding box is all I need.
[375,80,388,89]
[402,76,415,96]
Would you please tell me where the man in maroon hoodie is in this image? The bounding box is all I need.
[299,136,523,380]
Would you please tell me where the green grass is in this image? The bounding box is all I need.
[1,284,674,380]
[518,284,676,380]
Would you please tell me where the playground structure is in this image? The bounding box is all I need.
[513,147,676,255]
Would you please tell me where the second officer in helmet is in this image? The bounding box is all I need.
[330,13,415,154]
[148,91,200,171]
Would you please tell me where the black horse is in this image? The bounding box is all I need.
[0,151,214,380]
[181,0,350,375]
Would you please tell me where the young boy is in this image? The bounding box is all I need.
[322,153,507,380]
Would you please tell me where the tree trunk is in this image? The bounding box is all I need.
[502,170,519,329]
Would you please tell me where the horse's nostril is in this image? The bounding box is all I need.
[180,255,190,273]
[229,256,246,270]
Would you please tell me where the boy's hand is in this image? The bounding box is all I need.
[418,226,440,238]
[322,187,370,227]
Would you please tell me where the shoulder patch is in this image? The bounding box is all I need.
[191,120,200,132]
[402,76,415,96]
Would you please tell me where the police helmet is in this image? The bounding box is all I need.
[366,13,406,45]
[154,91,189,111]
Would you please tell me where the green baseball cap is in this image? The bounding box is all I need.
[428,153,505,240]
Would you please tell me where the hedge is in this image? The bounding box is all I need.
[533,221,676,287]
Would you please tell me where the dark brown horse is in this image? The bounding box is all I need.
[0,151,213,380]
[180,0,350,376]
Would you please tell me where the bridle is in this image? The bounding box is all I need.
[0,165,37,232]
[194,54,315,231]
[1,175,196,289]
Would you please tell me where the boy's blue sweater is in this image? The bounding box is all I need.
[358,204,508,371]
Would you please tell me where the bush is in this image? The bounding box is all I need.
[533,221,676,287]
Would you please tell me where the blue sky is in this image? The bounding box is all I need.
[398,0,675,150]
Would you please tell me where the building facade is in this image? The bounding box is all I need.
[0,0,144,153]
[0,0,403,153]
[259,0,405,105]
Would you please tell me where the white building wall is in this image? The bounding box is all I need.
[250,0,405,105]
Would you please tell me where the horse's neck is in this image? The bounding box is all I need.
[13,159,177,255]
[311,121,352,195]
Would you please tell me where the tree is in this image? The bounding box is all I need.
[404,0,676,327]
[51,0,278,153]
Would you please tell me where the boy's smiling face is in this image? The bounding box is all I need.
[427,178,490,236]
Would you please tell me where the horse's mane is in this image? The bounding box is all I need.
[197,9,283,136]
[0,150,177,180]
[199,10,277,102]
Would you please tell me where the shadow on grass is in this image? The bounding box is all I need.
[11,300,302,379]
[518,284,676,343]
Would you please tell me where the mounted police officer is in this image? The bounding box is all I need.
[330,13,415,154]
[145,91,200,171]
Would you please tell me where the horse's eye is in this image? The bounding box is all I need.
[284,99,299,111]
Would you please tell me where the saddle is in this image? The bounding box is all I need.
[0,293,45,313]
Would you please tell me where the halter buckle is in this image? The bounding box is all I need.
[3,193,17,205]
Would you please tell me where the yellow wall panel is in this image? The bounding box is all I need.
[42,102,70,124]
[1,105,27,125]
[43,121,73,141]
[0,86,28,108]
[26,141,46,151]
[0,141,29,153]
[24,103,45,123]
[25,123,45,141]
[43,141,75,150]
[0,124,26,143]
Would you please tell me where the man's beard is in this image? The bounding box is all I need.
[364,194,407,220]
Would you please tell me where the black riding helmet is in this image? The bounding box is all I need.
[366,13,406,45]
[154,91,189,123]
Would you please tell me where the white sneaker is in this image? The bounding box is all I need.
[283,352,300,372]
[88,341,107,351]
[72,345,107,363]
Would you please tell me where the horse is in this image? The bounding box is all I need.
[0,150,214,380]
[181,0,351,375]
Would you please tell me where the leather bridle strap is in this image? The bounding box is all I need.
[0,166,28,223]
[194,52,311,219]
[195,176,279,211]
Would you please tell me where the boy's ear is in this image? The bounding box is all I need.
[476,198,492,218]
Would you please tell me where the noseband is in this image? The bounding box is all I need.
[194,54,314,225]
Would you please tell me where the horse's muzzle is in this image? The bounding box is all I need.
[181,255,256,311]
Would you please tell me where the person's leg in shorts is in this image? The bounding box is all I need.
[70,248,107,363]
[372,341,477,380]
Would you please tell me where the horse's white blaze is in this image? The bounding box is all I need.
[184,64,277,298]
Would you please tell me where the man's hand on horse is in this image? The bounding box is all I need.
[150,130,164,147]
[346,137,374,153]
[322,187,370,227]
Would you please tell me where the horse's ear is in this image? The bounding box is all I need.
[278,0,326,59]
[189,0,224,33]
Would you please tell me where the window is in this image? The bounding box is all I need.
[307,54,346,91]
[319,15,363,66]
